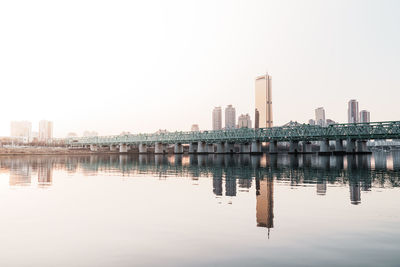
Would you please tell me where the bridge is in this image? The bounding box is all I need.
[58,121,400,154]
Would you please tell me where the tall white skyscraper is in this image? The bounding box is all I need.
[315,107,326,126]
[348,99,359,123]
[360,110,370,123]
[225,105,236,129]
[255,73,273,128]
[212,107,222,130]
[238,114,252,128]
[39,120,53,141]
[10,121,32,138]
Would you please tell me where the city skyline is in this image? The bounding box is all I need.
[1,0,399,137]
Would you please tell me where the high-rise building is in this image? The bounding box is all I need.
[225,105,236,129]
[315,107,326,126]
[212,107,222,130]
[10,121,32,138]
[39,120,53,141]
[308,119,316,125]
[360,110,370,123]
[255,73,273,128]
[191,124,199,131]
[238,114,252,128]
[348,99,359,123]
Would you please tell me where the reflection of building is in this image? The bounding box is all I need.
[213,174,223,196]
[9,162,31,186]
[315,107,325,126]
[212,107,222,130]
[39,120,53,141]
[349,182,361,205]
[238,114,252,128]
[256,178,274,238]
[348,99,359,123]
[316,180,327,195]
[225,105,236,130]
[225,177,236,196]
[255,73,273,128]
[38,165,53,186]
[360,110,370,123]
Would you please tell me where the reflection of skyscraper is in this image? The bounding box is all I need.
[225,177,236,196]
[38,164,53,186]
[255,73,273,128]
[349,182,361,205]
[213,174,223,196]
[9,160,31,186]
[316,180,327,195]
[256,178,274,238]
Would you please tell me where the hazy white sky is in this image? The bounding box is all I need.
[0,0,399,137]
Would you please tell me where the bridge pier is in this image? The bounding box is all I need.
[356,140,369,153]
[225,143,235,153]
[174,143,183,154]
[334,139,344,154]
[251,141,261,154]
[302,141,312,153]
[216,142,225,154]
[346,139,356,153]
[90,144,98,152]
[239,143,251,153]
[189,143,197,154]
[319,139,330,154]
[207,144,214,153]
[289,141,299,154]
[110,145,117,151]
[139,143,147,153]
[269,140,277,154]
[197,142,207,154]
[119,144,128,153]
[155,143,166,154]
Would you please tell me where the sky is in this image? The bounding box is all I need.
[0,0,399,137]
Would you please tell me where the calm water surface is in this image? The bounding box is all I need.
[1,152,400,267]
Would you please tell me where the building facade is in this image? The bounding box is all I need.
[255,73,273,128]
[10,121,32,139]
[315,107,326,126]
[348,99,359,123]
[39,120,53,141]
[238,114,252,128]
[360,110,370,123]
[212,107,222,130]
[225,105,236,130]
[191,124,199,131]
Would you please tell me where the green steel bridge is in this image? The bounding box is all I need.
[58,121,400,153]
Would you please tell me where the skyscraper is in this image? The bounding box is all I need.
[348,99,359,123]
[225,105,236,129]
[315,107,326,126]
[39,120,53,141]
[238,114,252,128]
[212,107,222,130]
[360,110,370,123]
[10,121,32,139]
[255,73,273,128]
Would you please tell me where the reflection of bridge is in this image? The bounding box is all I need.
[60,121,400,154]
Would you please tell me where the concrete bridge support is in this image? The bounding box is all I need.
[320,139,330,153]
[239,143,251,153]
[119,144,128,153]
[251,141,261,154]
[346,139,356,153]
[289,141,299,153]
[335,140,344,152]
[155,143,166,154]
[139,144,147,153]
[216,142,225,154]
[110,145,117,151]
[225,143,235,153]
[356,140,368,153]
[197,142,207,154]
[269,140,277,154]
[189,143,197,154]
[90,144,98,152]
[174,143,183,154]
[302,141,312,153]
[207,144,214,154]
